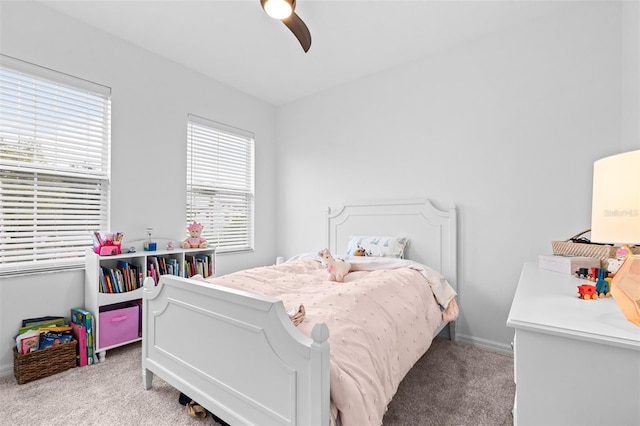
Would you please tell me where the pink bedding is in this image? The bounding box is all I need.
[204,257,453,426]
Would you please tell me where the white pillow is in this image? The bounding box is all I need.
[345,236,409,258]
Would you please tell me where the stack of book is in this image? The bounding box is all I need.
[147,256,181,284]
[185,253,214,278]
[99,260,143,293]
[14,316,73,356]
[70,307,96,365]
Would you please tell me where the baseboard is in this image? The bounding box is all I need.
[1,363,13,378]
[455,333,514,356]
[0,334,514,379]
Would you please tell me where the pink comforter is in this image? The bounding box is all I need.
[206,258,449,426]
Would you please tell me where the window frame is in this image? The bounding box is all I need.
[186,114,255,253]
[0,55,111,277]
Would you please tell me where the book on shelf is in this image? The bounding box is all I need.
[70,322,88,367]
[146,255,182,283]
[101,266,119,293]
[117,260,131,291]
[129,263,140,289]
[100,263,142,293]
[195,253,213,277]
[164,257,180,276]
[184,255,197,278]
[148,256,161,284]
[71,307,96,365]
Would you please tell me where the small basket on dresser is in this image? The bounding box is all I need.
[13,340,77,384]
[552,229,640,268]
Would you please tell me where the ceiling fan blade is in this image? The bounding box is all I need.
[282,12,312,52]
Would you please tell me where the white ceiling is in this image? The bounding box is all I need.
[37,0,573,106]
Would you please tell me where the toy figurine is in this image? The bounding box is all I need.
[595,268,611,298]
[182,221,208,249]
[319,248,351,282]
[577,284,597,299]
[353,244,370,257]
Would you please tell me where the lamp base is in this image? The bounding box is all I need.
[611,254,640,327]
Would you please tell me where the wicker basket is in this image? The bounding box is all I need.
[13,340,77,384]
[552,229,640,268]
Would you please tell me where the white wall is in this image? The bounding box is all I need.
[0,1,277,374]
[275,2,639,351]
[622,0,640,150]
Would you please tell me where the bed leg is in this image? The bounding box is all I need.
[143,368,154,390]
[449,321,457,342]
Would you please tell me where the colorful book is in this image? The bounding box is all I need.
[70,322,88,367]
[19,334,39,355]
[117,260,132,291]
[129,263,140,289]
[71,307,95,365]
[19,316,66,335]
[195,253,213,277]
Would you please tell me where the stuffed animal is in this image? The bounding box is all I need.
[607,258,624,274]
[319,248,351,282]
[182,221,208,249]
[353,244,370,256]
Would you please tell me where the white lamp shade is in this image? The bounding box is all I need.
[590,150,640,245]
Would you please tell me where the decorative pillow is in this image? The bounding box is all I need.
[345,236,409,258]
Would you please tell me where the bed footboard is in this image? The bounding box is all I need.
[142,275,330,426]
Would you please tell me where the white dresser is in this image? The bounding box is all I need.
[507,262,640,426]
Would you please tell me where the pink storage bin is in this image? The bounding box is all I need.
[99,306,139,348]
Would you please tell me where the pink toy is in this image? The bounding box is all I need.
[182,221,208,249]
[319,248,351,282]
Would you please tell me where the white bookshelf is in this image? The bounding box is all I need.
[85,246,215,361]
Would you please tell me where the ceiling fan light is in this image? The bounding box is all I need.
[264,0,293,19]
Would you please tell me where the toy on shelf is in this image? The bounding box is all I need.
[576,266,613,300]
[143,227,157,251]
[319,248,351,282]
[607,258,624,274]
[577,284,598,300]
[182,221,208,249]
[595,268,612,298]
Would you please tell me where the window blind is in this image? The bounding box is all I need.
[0,55,111,276]
[186,114,254,253]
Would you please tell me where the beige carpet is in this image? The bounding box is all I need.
[0,337,514,425]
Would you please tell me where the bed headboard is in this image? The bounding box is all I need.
[326,198,458,292]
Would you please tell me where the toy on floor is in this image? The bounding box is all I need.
[319,248,351,282]
[182,221,208,249]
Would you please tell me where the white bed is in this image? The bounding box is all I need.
[142,198,458,425]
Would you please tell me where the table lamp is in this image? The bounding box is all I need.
[591,149,640,326]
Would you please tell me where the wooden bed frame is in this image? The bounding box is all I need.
[142,198,458,425]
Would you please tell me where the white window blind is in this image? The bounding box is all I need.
[187,114,254,253]
[0,55,111,276]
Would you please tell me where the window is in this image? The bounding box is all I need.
[186,114,254,253]
[0,55,111,276]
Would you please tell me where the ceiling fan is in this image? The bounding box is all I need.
[260,0,312,52]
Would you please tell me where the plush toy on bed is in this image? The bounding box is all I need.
[182,221,208,249]
[319,248,351,282]
[353,244,371,256]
